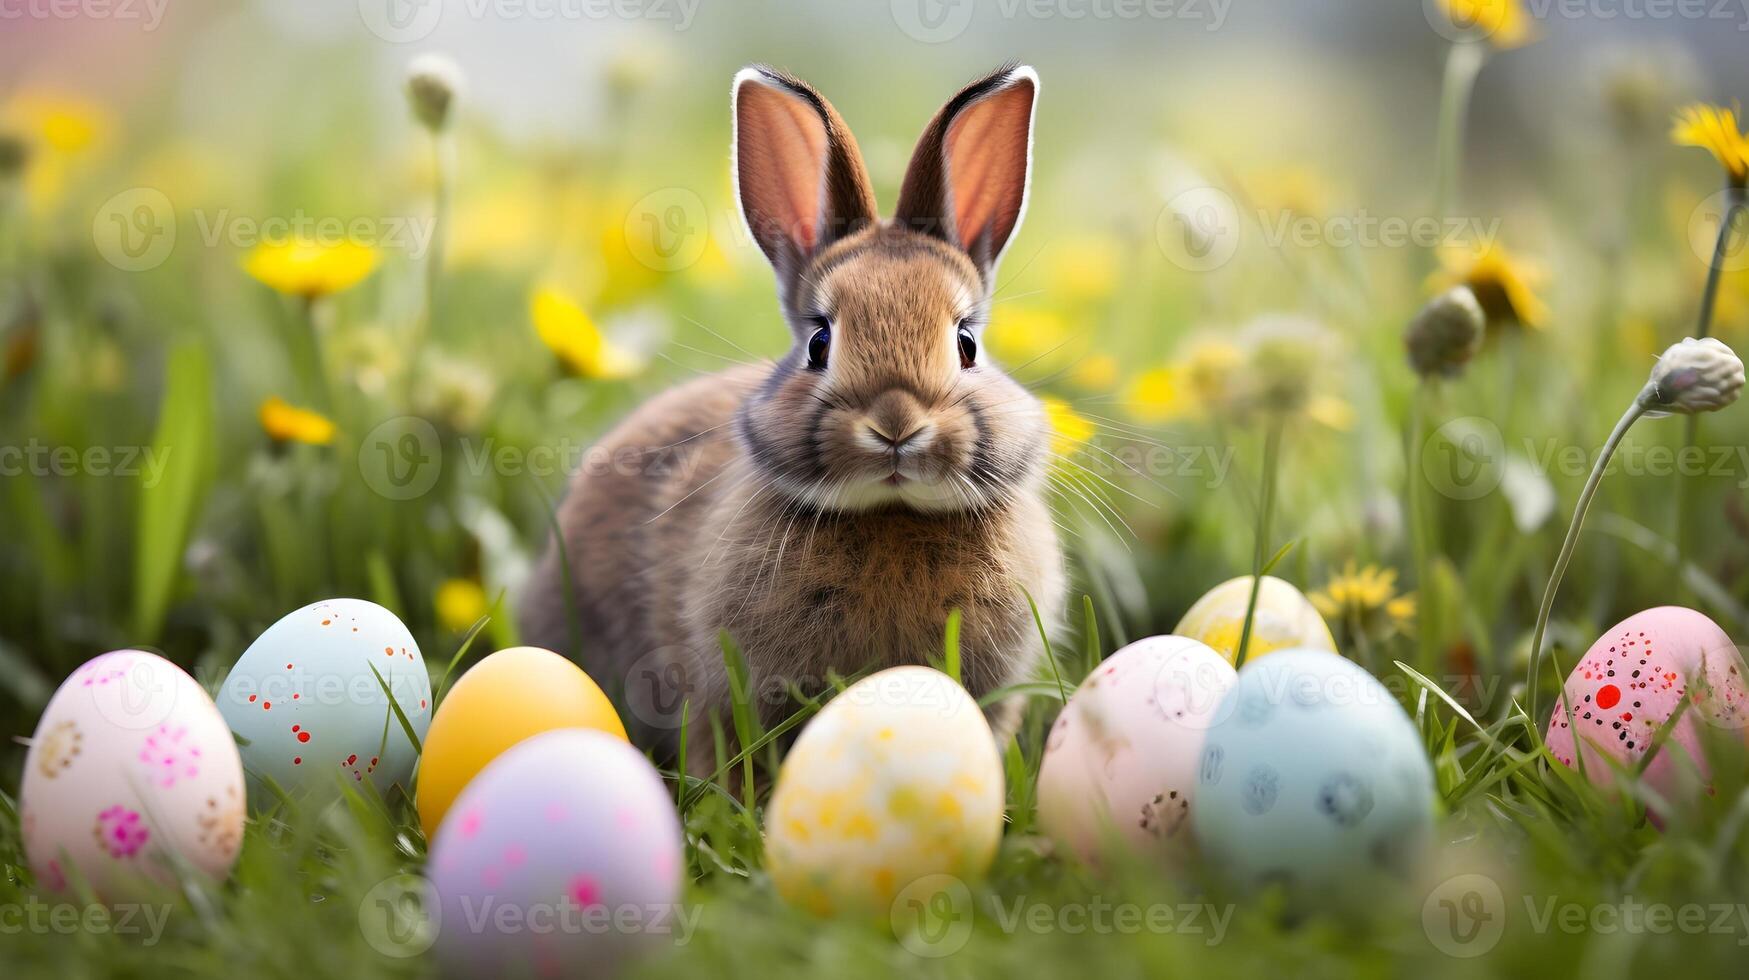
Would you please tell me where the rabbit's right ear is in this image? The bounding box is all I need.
[732,66,878,297]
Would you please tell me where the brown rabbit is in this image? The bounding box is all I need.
[521,64,1064,761]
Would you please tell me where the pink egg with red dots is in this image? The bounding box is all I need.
[20,650,246,900]
[1546,606,1749,814]
[427,729,685,978]
[217,598,430,804]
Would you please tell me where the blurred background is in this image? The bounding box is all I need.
[4,0,1749,739]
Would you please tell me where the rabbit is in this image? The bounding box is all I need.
[520,63,1065,765]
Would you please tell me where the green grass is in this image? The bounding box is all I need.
[6,615,1749,978]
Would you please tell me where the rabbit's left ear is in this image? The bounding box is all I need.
[894,64,1038,282]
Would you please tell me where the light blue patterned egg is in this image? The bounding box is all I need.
[1191,648,1434,899]
[217,598,430,803]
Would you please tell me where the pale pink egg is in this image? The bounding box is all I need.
[1037,636,1236,864]
[21,650,246,899]
[1546,606,1749,812]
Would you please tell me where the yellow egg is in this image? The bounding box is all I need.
[764,666,1003,919]
[415,647,627,839]
[1174,575,1336,665]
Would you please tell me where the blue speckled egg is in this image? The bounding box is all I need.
[1191,648,1434,898]
[217,598,430,803]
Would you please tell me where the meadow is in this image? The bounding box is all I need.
[5,1,1749,976]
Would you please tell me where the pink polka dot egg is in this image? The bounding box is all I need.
[1545,606,1749,814]
[20,650,246,900]
[427,728,685,977]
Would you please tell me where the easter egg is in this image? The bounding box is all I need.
[217,598,430,802]
[428,729,684,977]
[20,650,246,899]
[1192,648,1434,899]
[1545,607,1749,811]
[416,647,628,839]
[764,666,1004,918]
[1175,575,1336,665]
[1037,636,1236,864]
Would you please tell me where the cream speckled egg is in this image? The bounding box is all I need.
[1037,636,1235,864]
[21,650,245,899]
[1192,648,1434,901]
[1546,607,1749,816]
[1174,575,1336,665]
[764,666,1003,918]
[217,599,430,803]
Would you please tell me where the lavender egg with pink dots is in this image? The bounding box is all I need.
[427,729,685,978]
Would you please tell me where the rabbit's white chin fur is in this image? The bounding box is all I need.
[793,473,988,514]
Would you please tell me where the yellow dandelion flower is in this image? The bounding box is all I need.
[3,92,112,155]
[1306,394,1356,432]
[3,92,113,212]
[1430,241,1550,329]
[594,207,666,308]
[447,183,547,269]
[243,239,379,298]
[258,397,335,445]
[985,307,1071,369]
[1670,103,1749,186]
[1070,353,1119,391]
[1309,562,1415,630]
[1438,0,1537,50]
[435,578,489,633]
[1241,165,1333,218]
[1042,397,1094,458]
[1178,338,1245,407]
[530,285,646,380]
[1126,366,1190,424]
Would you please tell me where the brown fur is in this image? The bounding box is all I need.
[521,66,1062,764]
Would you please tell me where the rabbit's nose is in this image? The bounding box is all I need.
[865,419,931,451]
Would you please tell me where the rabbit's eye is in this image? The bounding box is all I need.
[806,323,831,370]
[957,324,978,369]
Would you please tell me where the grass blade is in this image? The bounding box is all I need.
[368,661,423,755]
[133,343,214,640]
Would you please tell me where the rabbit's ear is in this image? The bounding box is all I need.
[732,66,878,288]
[895,64,1037,281]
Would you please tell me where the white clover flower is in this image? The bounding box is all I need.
[406,53,466,132]
[1642,336,1745,415]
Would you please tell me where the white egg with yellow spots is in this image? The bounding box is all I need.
[1175,575,1336,665]
[764,666,1003,919]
